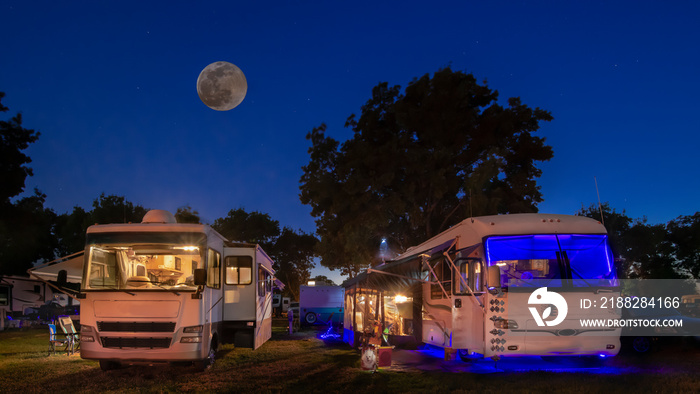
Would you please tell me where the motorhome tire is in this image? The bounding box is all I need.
[632,336,652,353]
[458,349,476,362]
[305,312,317,324]
[195,338,218,371]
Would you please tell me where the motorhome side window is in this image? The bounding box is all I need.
[225,256,252,285]
[258,267,264,296]
[456,260,483,294]
[258,267,271,297]
[430,258,452,300]
[207,249,221,289]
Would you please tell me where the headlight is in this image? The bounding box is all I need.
[494,319,519,329]
[183,325,203,333]
[180,336,202,343]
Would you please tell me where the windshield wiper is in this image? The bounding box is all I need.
[502,269,538,287]
[90,284,136,296]
[150,281,181,296]
[568,266,593,287]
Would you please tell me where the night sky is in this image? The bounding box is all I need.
[2,1,698,284]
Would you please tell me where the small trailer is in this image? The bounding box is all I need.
[43,209,277,370]
[1,275,53,317]
[343,213,621,360]
[299,285,344,326]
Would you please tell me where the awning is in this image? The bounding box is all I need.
[343,241,480,293]
[28,251,84,284]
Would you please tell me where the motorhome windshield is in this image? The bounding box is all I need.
[83,232,206,291]
[485,234,617,289]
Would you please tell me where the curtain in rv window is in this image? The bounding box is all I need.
[225,256,252,285]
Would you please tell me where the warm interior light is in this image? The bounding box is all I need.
[395,295,408,303]
[175,246,199,251]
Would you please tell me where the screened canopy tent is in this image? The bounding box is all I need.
[341,238,481,348]
[28,251,84,284]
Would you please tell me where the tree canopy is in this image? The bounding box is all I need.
[174,205,201,224]
[578,203,699,280]
[271,227,318,300]
[212,208,318,299]
[0,92,40,208]
[0,93,50,275]
[212,208,281,250]
[300,68,553,277]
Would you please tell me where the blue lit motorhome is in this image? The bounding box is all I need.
[78,210,275,370]
[343,213,621,360]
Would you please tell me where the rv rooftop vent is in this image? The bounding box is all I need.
[142,209,177,224]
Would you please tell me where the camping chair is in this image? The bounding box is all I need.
[58,316,80,355]
[48,324,70,355]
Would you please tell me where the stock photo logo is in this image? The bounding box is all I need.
[528,287,569,327]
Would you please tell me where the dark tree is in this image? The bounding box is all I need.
[300,68,553,277]
[578,203,694,280]
[0,92,40,208]
[212,209,318,300]
[175,205,201,224]
[212,208,280,250]
[0,93,52,275]
[269,227,318,300]
[90,193,148,225]
[309,275,335,286]
[577,203,633,276]
[622,220,682,279]
[54,206,91,256]
[667,212,700,279]
[0,190,57,275]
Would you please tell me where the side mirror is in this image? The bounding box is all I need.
[194,269,207,286]
[487,265,501,295]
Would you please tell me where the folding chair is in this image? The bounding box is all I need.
[48,324,70,355]
[58,316,80,355]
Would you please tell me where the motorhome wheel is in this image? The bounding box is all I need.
[305,312,317,324]
[632,336,652,353]
[196,339,218,371]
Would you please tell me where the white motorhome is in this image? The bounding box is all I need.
[343,214,621,360]
[77,210,276,370]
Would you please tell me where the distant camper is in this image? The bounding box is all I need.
[272,293,291,316]
[299,285,344,326]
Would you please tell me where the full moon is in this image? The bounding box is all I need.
[196,61,247,111]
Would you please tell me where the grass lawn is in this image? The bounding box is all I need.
[0,325,698,393]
